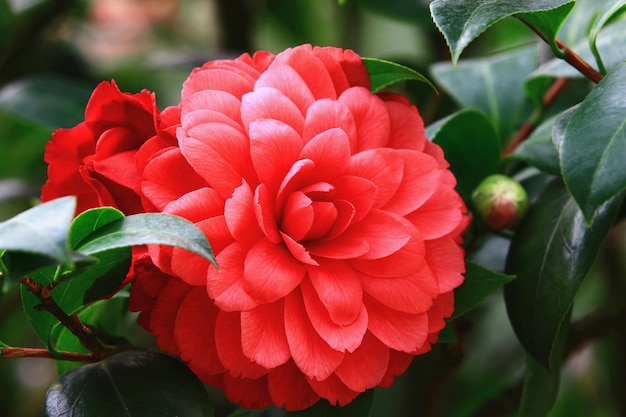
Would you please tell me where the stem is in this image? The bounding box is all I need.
[502,77,570,157]
[519,18,604,84]
[1,347,96,363]
[19,277,112,361]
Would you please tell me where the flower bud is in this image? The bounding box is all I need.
[471,174,529,230]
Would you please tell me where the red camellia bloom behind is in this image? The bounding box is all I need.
[127,44,467,410]
[41,80,165,215]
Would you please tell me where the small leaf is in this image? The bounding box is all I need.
[556,62,626,222]
[70,206,125,249]
[287,389,374,417]
[508,115,561,175]
[430,47,537,141]
[76,213,216,267]
[427,110,501,199]
[0,197,76,288]
[44,351,214,417]
[452,260,516,319]
[504,180,622,369]
[363,57,435,93]
[429,0,575,64]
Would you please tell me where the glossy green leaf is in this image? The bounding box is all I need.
[504,180,622,368]
[363,57,435,93]
[0,197,76,288]
[518,309,569,417]
[430,47,537,140]
[70,207,125,248]
[54,297,130,375]
[44,351,214,417]
[427,110,500,199]
[556,62,626,222]
[288,389,374,417]
[508,115,560,175]
[588,0,626,73]
[429,0,574,64]
[75,213,215,268]
[0,76,92,129]
[452,260,515,319]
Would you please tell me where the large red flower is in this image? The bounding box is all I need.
[41,80,166,214]
[129,44,467,410]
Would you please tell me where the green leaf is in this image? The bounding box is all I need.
[518,309,570,417]
[452,260,516,319]
[287,389,374,417]
[363,57,435,93]
[0,76,92,129]
[504,180,622,369]
[0,197,76,289]
[429,0,575,64]
[75,213,216,267]
[54,297,130,375]
[427,110,500,199]
[556,62,626,223]
[430,47,537,140]
[588,0,626,74]
[507,115,561,175]
[70,207,126,248]
[44,351,214,417]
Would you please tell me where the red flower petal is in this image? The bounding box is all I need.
[241,301,291,369]
[267,361,320,410]
[306,259,363,326]
[149,278,191,356]
[360,262,438,314]
[225,181,263,244]
[215,310,268,378]
[174,287,225,379]
[425,236,466,293]
[364,294,429,352]
[299,128,351,183]
[332,175,376,223]
[243,238,306,304]
[348,148,404,209]
[341,209,411,260]
[300,277,367,352]
[306,373,360,407]
[339,87,390,151]
[281,191,314,241]
[302,99,357,151]
[222,374,272,409]
[241,87,305,134]
[256,63,316,115]
[384,99,426,151]
[334,332,389,392]
[249,118,303,193]
[206,242,258,311]
[254,183,282,244]
[284,289,344,380]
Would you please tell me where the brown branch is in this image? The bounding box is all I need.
[519,18,604,84]
[502,77,571,157]
[19,277,112,361]
[1,347,96,363]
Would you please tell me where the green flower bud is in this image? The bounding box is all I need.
[471,174,529,230]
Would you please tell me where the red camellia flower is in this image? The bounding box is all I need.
[41,80,164,214]
[128,44,467,410]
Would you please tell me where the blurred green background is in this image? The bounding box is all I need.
[0,1,622,417]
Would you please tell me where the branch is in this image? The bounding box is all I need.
[19,277,112,361]
[1,347,96,363]
[502,77,571,157]
[519,18,604,83]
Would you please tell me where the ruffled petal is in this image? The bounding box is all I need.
[425,236,466,293]
[222,374,272,409]
[364,294,429,352]
[241,87,305,134]
[300,277,367,352]
[284,289,344,380]
[334,332,389,392]
[267,361,320,410]
[299,128,351,183]
[302,99,357,150]
[243,238,306,303]
[255,63,316,115]
[306,259,363,326]
[225,180,263,244]
[215,310,268,379]
[383,98,426,151]
[348,148,404,209]
[174,287,225,380]
[206,242,258,311]
[341,209,411,260]
[306,374,360,407]
[241,301,291,369]
[339,87,390,152]
[249,119,303,193]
